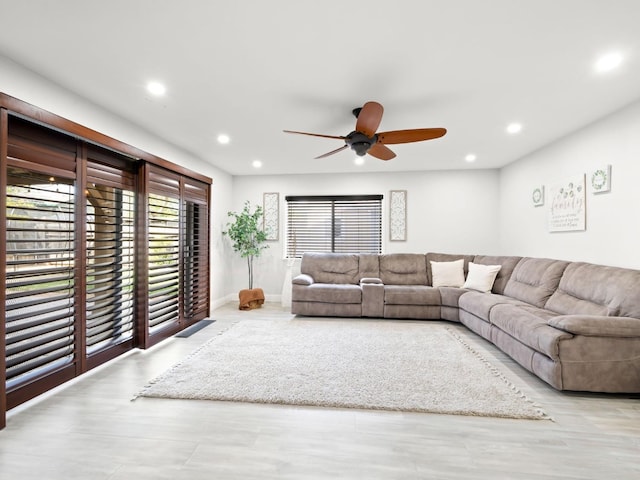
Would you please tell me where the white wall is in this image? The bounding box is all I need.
[499,99,640,269]
[229,169,500,297]
[7,50,637,306]
[0,55,234,307]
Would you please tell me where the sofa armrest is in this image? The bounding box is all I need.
[361,282,384,317]
[292,274,315,286]
[360,277,383,285]
[548,315,640,337]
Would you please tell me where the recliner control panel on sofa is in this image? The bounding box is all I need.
[291,252,640,393]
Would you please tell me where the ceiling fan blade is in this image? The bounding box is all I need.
[315,144,349,159]
[355,101,384,137]
[283,130,345,140]
[377,128,447,144]
[368,143,396,160]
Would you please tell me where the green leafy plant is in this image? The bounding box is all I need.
[223,201,269,289]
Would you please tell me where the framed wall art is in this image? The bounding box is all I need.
[548,175,586,232]
[590,165,612,194]
[532,186,544,207]
[262,192,279,241]
[389,190,407,241]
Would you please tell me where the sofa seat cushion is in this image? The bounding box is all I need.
[292,283,362,304]
[458,291,527,322]
[439,286,469,307]
[490,304,573,359]
[384,285,440,306]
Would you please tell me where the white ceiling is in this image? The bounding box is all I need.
[1,0,639,176]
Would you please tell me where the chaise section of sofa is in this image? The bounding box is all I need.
[460,257,640,392]
[543,262,640,392]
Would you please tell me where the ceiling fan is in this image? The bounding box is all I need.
[284,101,446,160]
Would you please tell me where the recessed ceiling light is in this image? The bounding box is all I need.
[252,160,262,169]
[146,81,166,96]
[465,153,477,163]
[354,157,365,166]
[595,51,623,73]
[506,123,523,134]
[217,134,230,144]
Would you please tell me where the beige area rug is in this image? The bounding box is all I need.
[137,319,548,420]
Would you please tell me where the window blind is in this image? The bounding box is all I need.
[85,160,136,358]
[147,192,180,334]
[5,168,76,391]
[182,178,209,322]
[286,195,382,258]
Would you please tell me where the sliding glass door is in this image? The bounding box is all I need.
[5,168,76,397]
[183,178,210,323]
[85,154,137,368]
[1,102,211,427]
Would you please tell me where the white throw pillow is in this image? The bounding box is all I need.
[463,262,502,293]
[430,259,465,287]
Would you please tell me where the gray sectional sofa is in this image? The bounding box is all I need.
[291,252,640,393]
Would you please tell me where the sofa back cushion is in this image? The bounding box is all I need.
[359,253,380,280]
[301,253,360,284]
[379,254,427,285]
[545,262,640,318]
[473,255,522,294]
[503,257,569,308]
[426,252,475,285]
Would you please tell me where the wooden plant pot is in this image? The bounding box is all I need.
[238,288,265,310]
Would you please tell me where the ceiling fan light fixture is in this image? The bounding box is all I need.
[354,157,365,166]
[465,153,477,162]
[352,142,371,156]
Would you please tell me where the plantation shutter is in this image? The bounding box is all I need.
[286,195,383,258]
[182,178,209,322]
[85,148,136,366]
[5,119,78,403]
[146,167,181,337]
[1,98,213,426]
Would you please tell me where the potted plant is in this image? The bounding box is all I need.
[223,201,269,310]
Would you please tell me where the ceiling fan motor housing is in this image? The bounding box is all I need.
[346,131,377,156]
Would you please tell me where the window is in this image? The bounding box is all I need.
[5,168,76,392]
[143,165,210,347]
[85,157,136,364]
[182,178,210,323]
[1,100,211,427]
[286,195,383,258]
[147,191,181,336]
